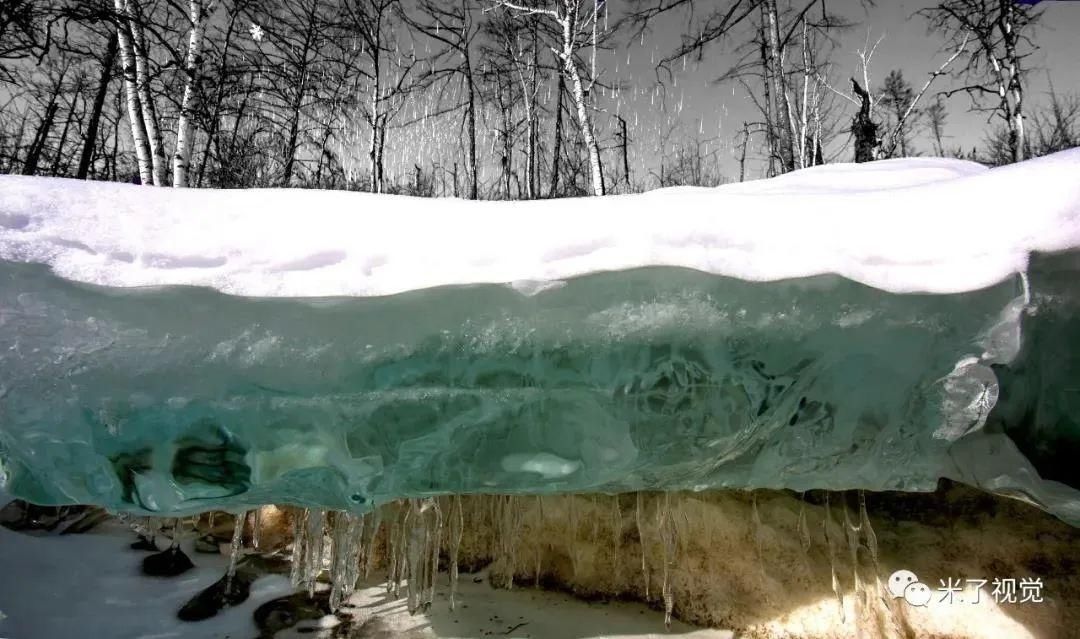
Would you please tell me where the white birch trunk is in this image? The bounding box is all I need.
[561,2,603,196]
[173,0,209,187]
[127,0,168,186]
[114,0,153,184]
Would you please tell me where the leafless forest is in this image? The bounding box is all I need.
[1,0,1078,198]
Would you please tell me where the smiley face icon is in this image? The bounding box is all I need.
[904,581,933,607]
[888,570,919,599]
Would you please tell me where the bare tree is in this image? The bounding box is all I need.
[172,0,211,187]
[491,0,605,196]
[403,0,482,199]
[920,0,1040,164]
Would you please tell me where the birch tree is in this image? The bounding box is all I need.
[112,0,153,183]
[492,0,605,196]
[920,0,1040,164]
[173,0,211,187]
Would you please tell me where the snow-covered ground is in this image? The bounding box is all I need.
[2,150,1079,297]
[0,501,727,639]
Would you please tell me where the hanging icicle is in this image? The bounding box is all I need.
[449,495,464,610]
[251,508,262,551]
[290,508,310,590]
[658,493,677,629]
[636,492,649,600]
[823,493,845,622]
[225,511,245,596]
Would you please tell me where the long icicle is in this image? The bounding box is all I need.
[658,493,677,629]
[824,493,845,622]
[534,495,544,588]
[843,494,863,609]
[363,506,382,580]
[636,492,649,600]
[449,495,464,610]
[611,495,622,578]
[290,508,310,589]
[304,509,326,598]
[329,511,363,611]
[386,502,402,595]
[405,499,428,614]
[251,508,262,551]
[225,511,245,596]
[426,499,442,611]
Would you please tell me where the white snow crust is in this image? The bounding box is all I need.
[1,150,1079,297]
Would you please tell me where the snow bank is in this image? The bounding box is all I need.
[2,150,1079,297]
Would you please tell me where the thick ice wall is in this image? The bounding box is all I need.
[1,151,1079,523]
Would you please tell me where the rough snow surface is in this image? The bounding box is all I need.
[1,151,1079,297]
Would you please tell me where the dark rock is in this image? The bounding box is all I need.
[143,546,194,577]
[253,592,332,638]
[177,572,252,622]
[177,554,292,623]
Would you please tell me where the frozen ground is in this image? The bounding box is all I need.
[0,496,726,639]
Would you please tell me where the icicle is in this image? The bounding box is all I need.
[843,495,863,607]
[823,494,845,622]
[363,507,382,580]
[798,496,812,552]
[405,499,428,614]
[449,495,463,610]
[498,495,519,590]
[658,493,677,629]
[426,499,443,611]
[751,493,764,561]
[329,511,363,611]
[635,492,649,600]
[611,496,622,576]
[225,511,245,596]
[386,502,403,595]
[533,495,543,589]
[169,517,181,549]
[251,508,262,551]
[568,496,579,578]
[858,491,879,569]
[304,509,326,598]
[290,508,309,589]
[394,503,409,599]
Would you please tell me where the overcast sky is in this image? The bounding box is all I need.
[595,0,1080,181]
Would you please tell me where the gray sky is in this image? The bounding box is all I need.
[589,0,1080,182]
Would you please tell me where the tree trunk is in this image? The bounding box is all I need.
[998,0,1025,162]
[126,0,167,185]
[368,48,382,193]
[22,102,59,176]
[113,0,153,184]
[851,78,877,163]
[49,77,82,176]
[561,6,604,196]
[463,48,478,200]
[764,0,794,172]
[173,0,208,187]
[548,63,565,198]
[78,32,118,180]
[758,16,776,177]
[618,115,630,188]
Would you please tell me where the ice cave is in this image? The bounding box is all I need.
[1,148,1080,638]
